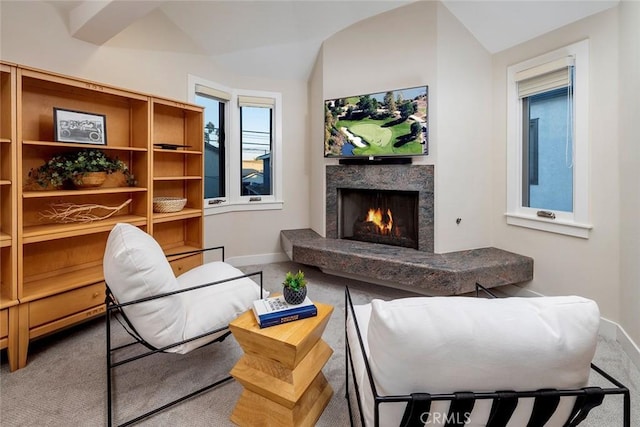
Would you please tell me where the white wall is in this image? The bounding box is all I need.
[308,50,325,235]
[618,0,640,347]
[0,0,311,263]
[435,3,493,252]
[492,9,623,323]
[313,1,493,253]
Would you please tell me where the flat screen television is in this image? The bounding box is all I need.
[324,85,428,159]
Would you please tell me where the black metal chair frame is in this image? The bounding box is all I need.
[106,246,263,427]
[344,284,631,427]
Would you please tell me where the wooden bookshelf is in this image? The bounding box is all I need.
[0,62,205,369]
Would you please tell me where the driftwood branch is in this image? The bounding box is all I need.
[40,199,132,223]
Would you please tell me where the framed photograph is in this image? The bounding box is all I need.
[54,108,107,145]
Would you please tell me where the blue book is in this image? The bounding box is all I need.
[252,295,318,328]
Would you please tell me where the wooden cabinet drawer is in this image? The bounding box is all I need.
[29,283,105,328]
[170,254,202,277]
[0,308,8,340]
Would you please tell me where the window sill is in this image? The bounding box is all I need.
[505,212,592,239]
[205,200,284,215]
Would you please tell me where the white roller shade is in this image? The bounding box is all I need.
[195,84,231,101]
[238,95,275,108]
[516,57,575,98]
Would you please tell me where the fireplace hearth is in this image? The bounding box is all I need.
[339,188,419,249]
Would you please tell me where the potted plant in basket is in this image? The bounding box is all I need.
[27,149,135,190]
[282,270,308,305]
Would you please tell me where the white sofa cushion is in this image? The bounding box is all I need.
[104,223,264,354]
[362,295,600,427]
[103,223,185,352]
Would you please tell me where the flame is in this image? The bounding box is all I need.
[366,208,393,234]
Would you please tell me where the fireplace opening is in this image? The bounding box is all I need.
[338,188,419,249]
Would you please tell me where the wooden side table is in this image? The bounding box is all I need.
[229,301,334,426]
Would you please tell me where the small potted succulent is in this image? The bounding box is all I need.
[282,270,308,305]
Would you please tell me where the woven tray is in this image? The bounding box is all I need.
[153,197,187,213]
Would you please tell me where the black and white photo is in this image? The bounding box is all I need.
[54,108,107,145]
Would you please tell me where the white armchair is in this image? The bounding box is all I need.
[345,286,630,427]
[103,223,265,426]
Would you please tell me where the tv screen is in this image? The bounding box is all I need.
[324,85,428,158]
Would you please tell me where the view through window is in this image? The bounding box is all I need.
[522,86,573,212]
[240,105,272,196]
[196,92,225,199]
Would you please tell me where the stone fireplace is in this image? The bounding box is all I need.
[326,164,434,252]
[280,162,532,296]
[339,188,419,249]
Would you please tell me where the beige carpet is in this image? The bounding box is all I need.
[1,261,638,426]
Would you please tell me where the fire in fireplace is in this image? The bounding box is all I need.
[339,188,419,249]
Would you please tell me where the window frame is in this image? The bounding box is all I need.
[505,40,592,238]
[188,75,283,214]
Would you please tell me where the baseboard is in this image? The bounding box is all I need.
[226,252,289,267]
[497,284,640,371]
[609,319,640,371]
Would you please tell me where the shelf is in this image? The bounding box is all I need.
[23,214,147,244]
[21,264,103,302]
[153,97,202,111]
[0,138,11,144]
[23,186,147,199]
[0,180,11,186]
[153,148,202,155]
[0,232,10,247]
[22,140,147,152]
[21,67,148,101]
[164,244,203,261]
[153,176,201,181]
[0,299,19,310]
[153,208,202,223]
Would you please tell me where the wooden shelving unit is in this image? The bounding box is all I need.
[0,63,204,369]
[0,62,19,371]
[150,97,204,271]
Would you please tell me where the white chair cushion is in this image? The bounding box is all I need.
[178,261,265,353]
[363,295,600,427]
[103,223,185,352]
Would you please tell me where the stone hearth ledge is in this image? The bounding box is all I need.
[280,229,533,296]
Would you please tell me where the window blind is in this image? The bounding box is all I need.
[238,95,275,108]
[195,84,231,101]
[516,57,575,98]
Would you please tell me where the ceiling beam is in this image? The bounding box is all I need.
[69,0,160,45]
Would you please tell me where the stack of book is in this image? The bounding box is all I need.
[252,295,318,328]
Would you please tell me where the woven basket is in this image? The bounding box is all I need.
[73,171,107,188]
[153,197,187,213]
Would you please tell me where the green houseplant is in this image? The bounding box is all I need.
[282,270,308,305]
[28,149,135,190]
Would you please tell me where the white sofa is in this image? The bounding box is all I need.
[345,287,630,427]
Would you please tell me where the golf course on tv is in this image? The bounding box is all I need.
[324,86,428,158]
[336,118,416,156]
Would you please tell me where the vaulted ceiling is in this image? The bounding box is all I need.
[47,0,619,80]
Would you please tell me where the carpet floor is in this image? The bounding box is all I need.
[1,261,638,426]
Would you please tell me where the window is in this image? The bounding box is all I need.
[239,96,274,197]
[195,86,227,199]
[522,87,572,211]
[189,75,283,213]
[506,40,591,238]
